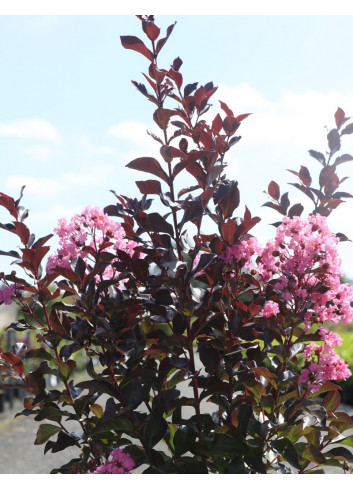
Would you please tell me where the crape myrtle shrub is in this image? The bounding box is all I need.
[1,16,353,474]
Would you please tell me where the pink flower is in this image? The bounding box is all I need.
[46,206,136,287]
[0,284,18,305]
[92,448,135,474]
[260,300,279,318]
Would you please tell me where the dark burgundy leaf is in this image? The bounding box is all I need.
[222,219,237,245]
[280,192,290,211]
[223,116,240,136]
[268,181,280,201]
[0,249,21,259]
[288,203,304,218]
[214,180,240,219]
[142,20,160,41]
[183,82,198,98]
[172,57,183,71]
[14,222,30,245]
[168,68,183,89]
[136,180,162,195]
[299,166,311,186]
[2,351,24,376]
[334,154,353,165]
[219,100,234,117]
[0,192,17,219]
[153,108,179,130]
[120,35,153,61]
[336,232,350,242]
[335,107,349,130]
[236,113,252,123]
[126,157,169,184]
[319,165,335,188]
[341,122,353,136]
[308,150,326,166]
[327,128,341,154]
[160,145,184,163]
[289,183,315,203]
[32,234,53,249]
[156,22,176,54]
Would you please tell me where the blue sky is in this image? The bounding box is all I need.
[2,14,353,277]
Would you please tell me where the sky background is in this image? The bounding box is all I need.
[1,15,353,277]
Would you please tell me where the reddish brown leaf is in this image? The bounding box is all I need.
[153,108,179,130]
[268,181,280,201]
[0,193,17,219]
[168,68,183,89]
[136,180,162,195]
[156,22,176,55]
[14,222,30,245]
[126,157,169,184]
[223,116,240,136]
[142,20,160,41]
[2,352,24,376]
[219,100,233,117]
[160,145,184,163]
[334,154,353,165]
[194,86,206,109]
[236,113,252,123]
[288,203,304,218]
[335,107,349,130]
[212,113,223,134]
[222,219,237,245]
[327,128,341,154]
[299,166,311,186]
[120,35,153,61]
[341,122,353,136]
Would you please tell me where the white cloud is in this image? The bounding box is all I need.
[79,136,117,156]
[24,145,58,160]
[108,120,158,148]
[5,175,64,197]
[5,163,116,198]
[0,118,61,143]
[216,84,353,152]
[30,204,83,226]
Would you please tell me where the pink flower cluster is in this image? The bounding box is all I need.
[92,448,135,474]
[260,300,279,318]
[46,206,136,283]
[257,214,353,328]
[222,237,263,269]
[222,214,353,390]
[299,327,351,393]
[0,284,18,305]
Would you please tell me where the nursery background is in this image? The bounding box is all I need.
[1,15,353,275]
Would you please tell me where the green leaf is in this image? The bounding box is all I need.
[280,422,303,443]
[34,424,61,445]
[51,431,80,453]
[322,389,341,412]
[336,435,353,448]
[301,444,327,464]
[325,447,353,463]
[212,436,248,455]
[143,415,168,449]
[308,382,341,398]
[92,417,133,436]
[58,360,76,381]
[25,348,53,361]
[174,425,196,456]
[76,379,118,399]
[89,403,104,419]
[271,438,300,470]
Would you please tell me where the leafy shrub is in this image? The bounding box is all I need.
[1,15,353,474]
